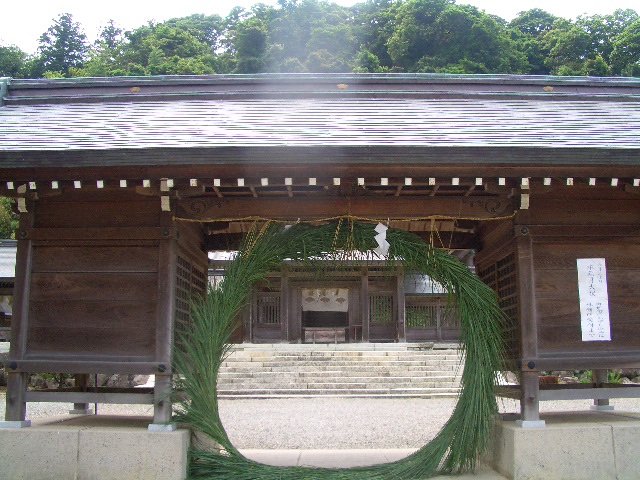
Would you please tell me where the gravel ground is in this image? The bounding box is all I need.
[1,390,639,450]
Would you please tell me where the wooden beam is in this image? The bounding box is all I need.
[9,360,162,374]
[21,227,175,241]
[177,195,514,221]
[25,391,154,404]
[4,148,640,184]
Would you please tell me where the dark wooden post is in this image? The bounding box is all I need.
[69,374,93,415]
[515,222,545,427]
[150,211,177,430]
[592,369,614,410]
[361,269,369,342]
[396,269,406,342]
[3,206,33,427]
[281,271,292,342]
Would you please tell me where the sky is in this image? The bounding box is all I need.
[1,0,639,55]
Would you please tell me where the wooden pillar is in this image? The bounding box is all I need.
[69,374,93,415]
[396,270,406,342]
[515,222,545,427]
[519,371,542,423]
[4,373,29,426]
[592,369,614,410]
[281,272,292,342]
[150,211,177,430]
[361,269,369,342]
[436,300,442,341]
[4,207,33,425]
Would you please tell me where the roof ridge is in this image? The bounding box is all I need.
[4,73,640,107]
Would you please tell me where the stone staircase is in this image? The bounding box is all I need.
[218,343,463,398]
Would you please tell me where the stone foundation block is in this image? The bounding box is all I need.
[491,411,640,480]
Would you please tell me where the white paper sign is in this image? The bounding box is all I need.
[577,258,611,342]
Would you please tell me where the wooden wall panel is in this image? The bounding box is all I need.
[533,241,640,358]
[29,300,157,330]
[535,269,640,299]
[34,192,160,228]
[529,197,640,226]
[25,189,160,361]
[538,323,640,353]
[29,273,158,302]
[534,244,640,270]
[26,272,157,357]
[537,297,640,327]
[25,326,155,356]
[31,246,158,273]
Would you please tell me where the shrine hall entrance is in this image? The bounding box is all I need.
[246,272,449,344]
[301,287,352,343]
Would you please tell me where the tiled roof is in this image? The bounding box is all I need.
[1,97,639,151]
[1,74,639,170]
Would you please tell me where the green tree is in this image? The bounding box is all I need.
[354,49,388,72]
[610,18,640,76]
[72,20,126,77]
[36,13,88,77]
[541,19,592,75]
[265,0,352,69]
[577,9,638,64]
[387,0,452,71]
[388,1,527,73]
[163,14,226,50]
[305,48,351,72]
[115,19,218,76]
[306,24,355,60]
[582,54,610,76]
[351,0,400,69]
[510,8,560,38]
[0,45,26,77]
[233,17,268,73]
[0,198,18,239]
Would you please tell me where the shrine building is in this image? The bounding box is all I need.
[1,74,639,479]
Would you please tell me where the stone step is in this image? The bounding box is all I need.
[222,361,462,372]
[229,350,458,358]
[226,357,461,365]
[217,387,460,397]
[229,350,459,359]
[218,375,459,385]
[221,365,461,375]
[218,382,457,392]
[230,342,458,351]
[219,343,463,397]
[219,370,460,379]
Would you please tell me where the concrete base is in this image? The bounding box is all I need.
[514,419,546,428]
[148,423,177,432]
[591,404,615,411]
[492,410,640,480]
[69,408,95,415]
[0,420,31,428]
[0,415,189,480]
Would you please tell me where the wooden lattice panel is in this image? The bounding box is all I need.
[175,252,207,353]
[256,292,281,325]
[479,252,520,359]
[369,294,394,325]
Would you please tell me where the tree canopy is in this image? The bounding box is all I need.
[0,198,17,239]
[1,3,639,78]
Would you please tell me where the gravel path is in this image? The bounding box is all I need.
[2,391,639,450]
